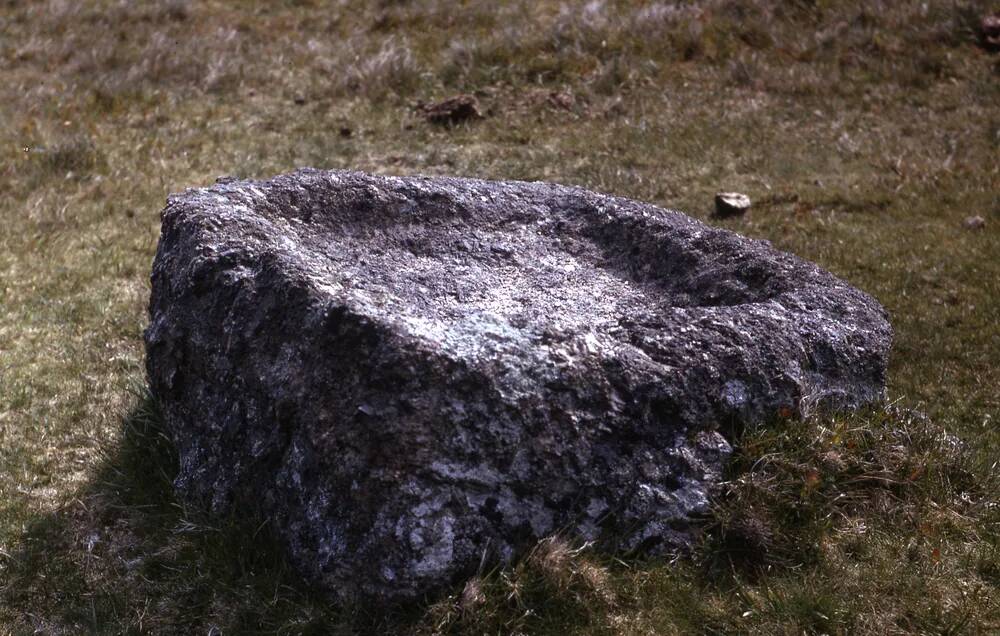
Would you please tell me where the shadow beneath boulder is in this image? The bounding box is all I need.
[0,388,426,635]
[0,386,633,634]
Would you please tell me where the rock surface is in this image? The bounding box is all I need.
[981,13,1000,51]
[963,215,986,230]
[714,191,751,217]
[145,169,891,601]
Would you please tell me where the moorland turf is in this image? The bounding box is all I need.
[1,1,997,633]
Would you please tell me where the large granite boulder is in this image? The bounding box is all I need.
[145,169,891,601]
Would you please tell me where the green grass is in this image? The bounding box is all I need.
[1,0,998,633]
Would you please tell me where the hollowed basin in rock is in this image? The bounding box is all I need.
[145,169,891,601]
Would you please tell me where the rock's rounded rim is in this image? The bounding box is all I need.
[157,168,890,414]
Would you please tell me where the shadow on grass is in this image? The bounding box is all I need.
[1,389,614,635]
[0,387,434,635]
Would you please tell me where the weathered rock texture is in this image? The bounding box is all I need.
[145,169,891,601]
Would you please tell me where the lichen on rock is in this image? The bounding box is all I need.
[145,168,891,601]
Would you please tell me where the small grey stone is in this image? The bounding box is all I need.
[964,215,986,230]
[145,169,891,602]
[715,191,751,217]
